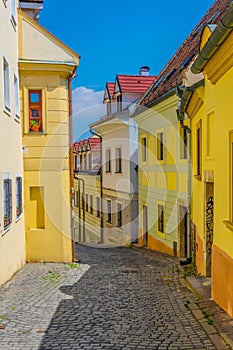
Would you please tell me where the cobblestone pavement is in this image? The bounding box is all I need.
[0,244,230,350]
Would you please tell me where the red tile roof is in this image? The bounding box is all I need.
[89,137,100,152]
[140,0,229,106]
[106,82,115,100]
[116,74,157,94]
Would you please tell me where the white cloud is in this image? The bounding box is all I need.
[72,87,105,140]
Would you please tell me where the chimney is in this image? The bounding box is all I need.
[19,0,43,21]
[139,66,150,76]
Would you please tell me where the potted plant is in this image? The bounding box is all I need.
[16,206,21,217]
[30,119,40,132]
[4,214,8,227]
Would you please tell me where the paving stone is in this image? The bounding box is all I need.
[0,243,230,349]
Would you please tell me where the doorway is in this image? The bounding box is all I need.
[179,205,188,258]
[205,182,214,277]
[142,205,148,247]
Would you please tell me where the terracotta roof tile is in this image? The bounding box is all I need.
[106,82,115,100]
[140,0,229,106]
[116,75,157,94]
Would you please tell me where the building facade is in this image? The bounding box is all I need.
[134,0,228,259]
[74,136,101,243]
[18,8,80,262]
[91,70,156,245]
[0,0,25,285]
[180,1,233,317]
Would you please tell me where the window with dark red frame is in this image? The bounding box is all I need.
[29,90,42,132]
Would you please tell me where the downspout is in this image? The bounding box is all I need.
[90,128,103,243]
[191,2,233,74]
[176,80,204,265]
[68,67,77,262]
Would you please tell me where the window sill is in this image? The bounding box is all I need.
[2,226,10,236]
[194,175,202,181]
[16,214,22,223]
[28,131,45,135]
[10,15,17,31]
[223,220,233,232]
[115,172,122,175]
[106,221,112,226]
[14,114,20,123]
[105,171,112,174]
[4,106,11,117]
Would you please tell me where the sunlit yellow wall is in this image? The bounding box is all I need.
[18,10,79,262]
[0,1,26,285]
[187,29,233,317]
[135,94,189,256]
[74,174,101,243]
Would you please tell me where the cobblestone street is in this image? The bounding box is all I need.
[0,244,230,349]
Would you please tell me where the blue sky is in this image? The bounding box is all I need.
[40,0,214,139]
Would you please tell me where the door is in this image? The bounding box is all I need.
[205,182,214,277]
[179,205,188,258]
[142,205,148,247]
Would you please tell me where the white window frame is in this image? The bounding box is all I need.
[116,202,122,228]
[14,74,20,121]
[106,199,112,224]
[3,56,10,114]
[115,147,122,173]
[10,0,17,29]
[16,175,23,220]
[105,149,111,173]
[2,173,12,233]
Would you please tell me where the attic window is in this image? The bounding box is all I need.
[153,77,164,89]
[208,10,220,23]
[164,69,176,81]
[193,23,204,37]
[180,54,195,70]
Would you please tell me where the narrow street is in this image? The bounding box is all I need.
[0,244,225,350]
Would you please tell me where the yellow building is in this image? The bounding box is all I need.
[134,0,228,259]
[0,0,25,285]
[18,8,80,262]
[180,2,233,317]
[73,136,101,243]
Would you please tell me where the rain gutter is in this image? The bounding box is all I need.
[191,2,233,74]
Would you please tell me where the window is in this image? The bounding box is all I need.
[3,178,12,230]
[16,176,23,218]
[11,0,17,28]
[157,132,164,161]
[106,200,112,223]
[115,147,122,173]
[107,102,111,116]
[116,203,122,228]
[117,95,122,113]
[30,187,45,229]
[141,137,147,162]
[90,195,93,214]
[105,149,111,173]
[180,126,188,159]
[89,152,92,172]
[230,131,233,222]
[75,191,79,208]
[29,90,42,132]
[196,120,202,177]
[14,75,19,120]
[85,194,88,212]
[96,197,100,217]
[158,204,164,233]
[3,57,10,111]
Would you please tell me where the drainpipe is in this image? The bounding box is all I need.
[68,67,77,262]
[176,80,204,265]
[191,2,233,74]
[89,129,103,243]
[74,176,85,242]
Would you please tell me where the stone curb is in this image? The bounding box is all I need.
[131,245,232,350]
